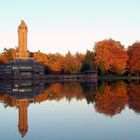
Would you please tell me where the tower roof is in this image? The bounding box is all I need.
[18,20,27,29]
[19,128,28,138]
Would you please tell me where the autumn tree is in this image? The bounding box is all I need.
[94,39,128,75]
[74,52,84,72]
[63,51,84,74]
[0,55,8,64]
[34,51,48,65]
[47,53,64,74]
[34,51,51,73]
[3,48,17,61]
[63,51,75,74]
[128,42,140,75]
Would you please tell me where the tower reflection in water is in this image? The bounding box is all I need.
[0,80,44,137]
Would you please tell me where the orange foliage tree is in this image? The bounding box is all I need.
[63,52,84,74]
[94,39,128,75]
[34,52,65,74]
[46,53,64,74]
[95,81,128,116]
[128,42,140,74]
[34,51,84,74]
[3,48,17,61]
[34,52,49,65]
[0,55,8,64]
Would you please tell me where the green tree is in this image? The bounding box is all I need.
[81,50,96,72]
[98,60,105,75]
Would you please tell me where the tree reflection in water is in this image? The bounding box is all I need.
[0,80,140,137]
[95,81,128,116]
[128,83,140,113]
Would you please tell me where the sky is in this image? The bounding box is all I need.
[0,0,140,54]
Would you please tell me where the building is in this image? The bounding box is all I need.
[3,59,44,79]
[1,20,44,79]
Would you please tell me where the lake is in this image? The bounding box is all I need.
[0,80,140,140]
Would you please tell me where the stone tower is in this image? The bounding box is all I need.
[16,20,29,59]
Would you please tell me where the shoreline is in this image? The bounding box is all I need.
[1,74,140,82]
[98,76,140,81]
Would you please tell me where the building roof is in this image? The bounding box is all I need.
[5,59,43,67]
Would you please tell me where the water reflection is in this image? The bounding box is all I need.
[0,80,140,138]
[95,81,128,116]
[0,80,44,137]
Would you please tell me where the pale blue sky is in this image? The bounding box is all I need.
[0,0,140,54]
